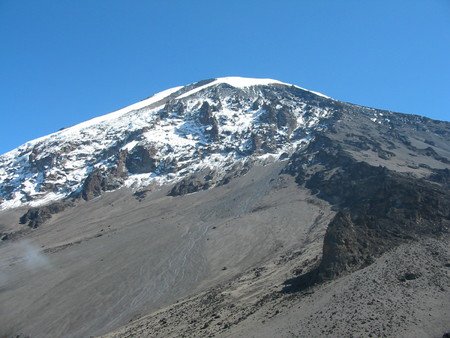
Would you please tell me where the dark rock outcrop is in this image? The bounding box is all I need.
[250,129,280,154]
[429,168,450,187]
[79,168,123,201]
[112,150,128,178]
[197,102,219,141]
[168,170,216,196]
[18,159,125,226]
[80,169,106,201]
[20,201,73,228]
[342,133,395,159]
[125,145,158,174]
[283,135,450,292]
[29,146,57,172]
[168,161,251,197]
[258,103,297,134]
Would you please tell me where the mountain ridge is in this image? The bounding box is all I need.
[1,76,449,338]
[0,77,334,211]
[3,76,448,214]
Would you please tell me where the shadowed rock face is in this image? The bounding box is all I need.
[283,134,450,292]
[80,168,125,201]
[80,169,109,201]
[19,201,73,228]
[197,102,220,141]
[17,151,130,228]
[168,171,213,196]
[168,161,251,196]
[125,145,158,174]
[429,168,450,187]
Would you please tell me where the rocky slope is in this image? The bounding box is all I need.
[102,93,450,338]
[1,77,449,338]
[0,77,333,212]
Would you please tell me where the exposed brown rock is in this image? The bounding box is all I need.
[197,102,219,141]
[80,168,123,201]
[19,201,73,228]
[168,170,215,196]
[125,145,157,174]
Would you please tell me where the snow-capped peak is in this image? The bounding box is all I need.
[4,85,185,156]
[65,85,184,133]
[0,77,335,210]
[214,76,286,87]
[178,77,329,99]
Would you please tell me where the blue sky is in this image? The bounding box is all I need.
[1,0,449,154]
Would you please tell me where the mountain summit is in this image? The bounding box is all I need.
[0,77,332,210]
[1,77,449,338]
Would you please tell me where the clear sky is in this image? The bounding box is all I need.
[1,0,449,154]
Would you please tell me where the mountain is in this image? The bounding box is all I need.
[0,77,331,211]
[0,77,449,338]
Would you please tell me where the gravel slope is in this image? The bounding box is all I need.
[0,163,332,337]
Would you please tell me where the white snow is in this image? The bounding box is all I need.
[121,141,139,151]
[1,85,183,157]
[177,77,284,99]
[294,86,330,99]
[177,76,330,100]
[57,85,183,135]
[0,77,333,211]
[215,76,286,88]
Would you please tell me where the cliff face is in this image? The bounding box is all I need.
[284,133,450,291]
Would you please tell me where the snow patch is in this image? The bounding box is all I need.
[177,76,330,100]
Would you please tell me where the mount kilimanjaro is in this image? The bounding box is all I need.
[0,77,449,337]
[0,77,332,211]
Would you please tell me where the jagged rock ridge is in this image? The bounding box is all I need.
[0,77,334,211]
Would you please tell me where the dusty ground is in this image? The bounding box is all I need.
[227,237,450,338]
[1,105,449,337]
[0,162,333,338]
[102,236,450,338]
